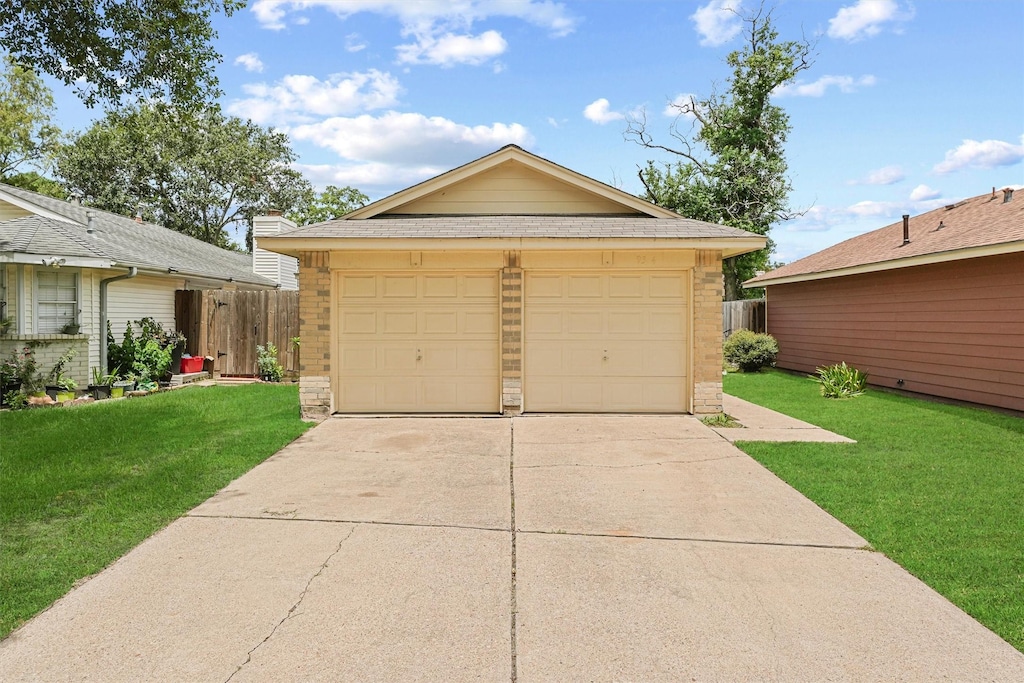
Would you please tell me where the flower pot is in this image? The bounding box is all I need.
[89,384,112,400]
[56,390,75,402]
[110,386,124,399]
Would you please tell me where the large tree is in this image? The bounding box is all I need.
[56,104,312,249]
[0,0,242,108]
[626,5,812,300]
[288,185,370,226]
[0,57,63,190]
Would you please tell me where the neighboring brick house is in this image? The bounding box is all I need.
[258,145,764,419]
[746,188,1024,413]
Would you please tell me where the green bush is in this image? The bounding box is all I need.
[814,361,868,398]
[256,343,284,382]
[723,330,779,372]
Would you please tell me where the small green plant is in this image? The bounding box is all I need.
[132,339,171,382]
[700,413,743,428]
[256,343,284,382]
[813,361,868,399]
[47,347,78,391]
[723,330,779,372]
[91,367,116,386]
[0,315,13,334]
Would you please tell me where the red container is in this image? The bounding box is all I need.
[180,357,204,373]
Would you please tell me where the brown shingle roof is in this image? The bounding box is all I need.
[747,190,1024,286]
[276,214,757,240]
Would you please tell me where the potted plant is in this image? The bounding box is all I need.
[88,367,115,400]
[45,348,78,402]
[60,321,81,335]
[0,351,20,406]
[0,315,13,335]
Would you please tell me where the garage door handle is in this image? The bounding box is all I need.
[416,349,422,361]
[603,350,608,361]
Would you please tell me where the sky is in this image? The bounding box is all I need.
[46,0,1024,264]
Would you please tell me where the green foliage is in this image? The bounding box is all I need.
[56,103,311,249]
[700,413,742,428]
[288,185,370,226]
[91,367,116,386]
[723,330,779,372]
[0,1,243,109]
[2,345,43,394]
[256,343,284,382]
[0,56,63,181]
[108,317,179,380]
[627,6,812,300]
[46,347,78,391]
[814,361,868,399]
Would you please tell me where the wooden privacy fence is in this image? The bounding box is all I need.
[723,298,766,338]
[175,290,299,376]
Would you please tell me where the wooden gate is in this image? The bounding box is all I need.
[175,290,299,376]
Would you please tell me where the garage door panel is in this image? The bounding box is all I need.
[524,271,688,413]
[335,271,499,413]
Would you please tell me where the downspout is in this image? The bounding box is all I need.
[99,267,137,373]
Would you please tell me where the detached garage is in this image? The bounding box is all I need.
[257,145,764,419]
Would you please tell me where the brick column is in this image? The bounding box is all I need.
[692,250,724,414]
[501,251,523,414]
[297,251,331,421]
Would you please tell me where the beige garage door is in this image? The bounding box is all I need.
[335,272,499,413]
[524,271,688,412]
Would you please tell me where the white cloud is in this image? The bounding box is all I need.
[933,136,1024,174]
[827,0,913,42]
[294,161,446,192]
[909,184,941,201]
[250,0,576,66]
[345,33,367,52]
[583,98,624,125]
[774,74,876,98]
[691,0,743,47]
[233,52,264,73]
[227,70,402,125]
[397,30,508,66]
[848,165,905,186]
[290,111,533,166]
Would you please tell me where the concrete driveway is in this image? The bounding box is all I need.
[2,416,1022,681]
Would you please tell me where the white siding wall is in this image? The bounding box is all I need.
[107,275,183,342]
[253,215,298,290]
[81,269,100,375]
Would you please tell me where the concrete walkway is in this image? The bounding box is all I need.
[2,414,1022,681]
[712,394,857,443]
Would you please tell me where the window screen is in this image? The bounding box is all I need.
[36,270,78,333]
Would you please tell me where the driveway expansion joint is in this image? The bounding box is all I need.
[509,418,519,683]
[188,512,507,535]
[223,526,357,683]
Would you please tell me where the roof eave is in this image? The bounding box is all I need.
[258,235,766,258]
[744,239,1024,288]
[0,252,114,268]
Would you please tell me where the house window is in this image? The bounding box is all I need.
[36,269,78,333]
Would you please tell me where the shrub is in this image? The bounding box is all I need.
[723,330,779,372]
[814,361,868,399]
[256,343,284,382]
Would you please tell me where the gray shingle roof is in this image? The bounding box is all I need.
[0,215,110,259]
[0,183,274,287]
[278,215,758,240]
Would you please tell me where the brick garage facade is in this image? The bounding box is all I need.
[295,249,728,420]
[297,251,331,420]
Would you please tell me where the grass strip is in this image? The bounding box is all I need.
[0,384,312,639]
[725,369,1024,652]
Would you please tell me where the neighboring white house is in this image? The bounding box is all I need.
[0,183,278,386]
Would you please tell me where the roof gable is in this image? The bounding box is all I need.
[747,190,1024,287]
[345,145,680,219]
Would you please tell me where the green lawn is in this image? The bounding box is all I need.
[0,384,312,639]
[725,370,1024,652]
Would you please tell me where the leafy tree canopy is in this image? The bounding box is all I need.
[0,0,243,108]
[56,103,312,250]
[626,5,812,300]
[288,185,370,226]
[0,57,63,182]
